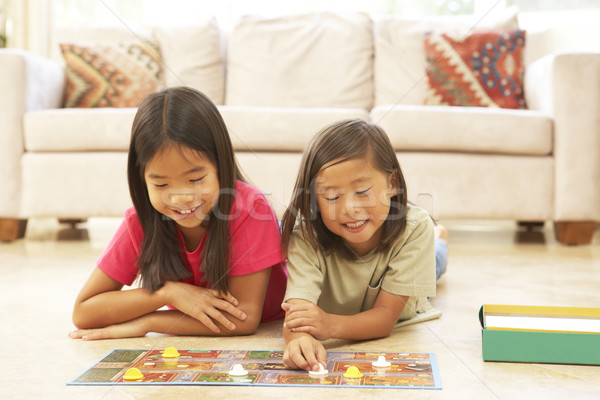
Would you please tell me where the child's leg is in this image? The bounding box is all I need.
[434,225,448,281]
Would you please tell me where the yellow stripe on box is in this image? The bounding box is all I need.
[483,305,600,318]
[486,327,600,335]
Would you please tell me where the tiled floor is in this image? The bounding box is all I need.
[1,218,599,399]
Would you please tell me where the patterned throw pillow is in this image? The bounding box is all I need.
[60,42,163,108]
[424,29,526,109]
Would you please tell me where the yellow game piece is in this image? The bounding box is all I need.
[162,347,180,358]
[123,367,144,381]
[343,366,363,379]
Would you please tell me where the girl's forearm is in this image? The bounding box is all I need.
[143,310,255,336]
[328,309,398,341]
[73,287,167,329]
[283,323,310,343]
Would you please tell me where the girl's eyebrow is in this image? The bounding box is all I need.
[317,176,371,190]
[148,166,206,179]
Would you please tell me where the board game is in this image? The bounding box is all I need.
[68,349,442,389]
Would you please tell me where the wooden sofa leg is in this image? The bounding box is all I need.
[58,218,87,228]
[554,221,597,245]
[517,221,545,230]
[0,218,28,241]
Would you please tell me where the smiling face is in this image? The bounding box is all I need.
[315,155,396,256]
[144,144,220,233]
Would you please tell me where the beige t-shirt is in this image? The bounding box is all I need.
[284,204,436,322]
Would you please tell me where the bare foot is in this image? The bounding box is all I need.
[434,224,448,244]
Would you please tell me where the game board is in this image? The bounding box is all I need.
[68,349,442,389]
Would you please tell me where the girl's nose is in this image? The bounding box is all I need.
[168,192,195,205]
[343,197,362,216]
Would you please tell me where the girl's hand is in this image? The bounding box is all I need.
[69,318,147,341]
[283,335,327,372]
[282,301,333,340]
[159,281,246,333]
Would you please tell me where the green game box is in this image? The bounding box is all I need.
[479,304,600,365]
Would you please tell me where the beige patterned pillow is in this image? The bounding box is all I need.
[60,41,163,108]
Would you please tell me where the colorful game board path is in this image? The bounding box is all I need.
[68,349,442,389]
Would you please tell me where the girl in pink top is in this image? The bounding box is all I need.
[70,87,287,340]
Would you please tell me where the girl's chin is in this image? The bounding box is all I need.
[172,214,207,228]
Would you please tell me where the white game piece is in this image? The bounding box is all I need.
[228,363,248,377]
[308,363,328,375]
[372,356,391,368]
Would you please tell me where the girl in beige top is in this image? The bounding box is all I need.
[280,119,447,372]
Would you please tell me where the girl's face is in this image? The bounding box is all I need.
[315,155,395,256]
[144,144,220,232]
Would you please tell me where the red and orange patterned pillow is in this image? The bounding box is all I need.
[60,42,163,108]
[424,29,526,109]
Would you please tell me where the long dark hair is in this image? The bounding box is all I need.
[281,119,408,260]
[128,86,244,293]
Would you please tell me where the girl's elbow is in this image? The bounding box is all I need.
[72,312,89,330]
[383,326,395,338]
[375,321,397,339]
[233,315,261,336]
[72,306,85,329]
[72,313,93,330]
[72,306,102,330]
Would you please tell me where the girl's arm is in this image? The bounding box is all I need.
[282,299,328,372]
[72,267,165,329]
[283,290,409,341]
[71,268,271,339]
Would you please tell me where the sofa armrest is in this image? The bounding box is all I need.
[0,49,65,217]
[525,52,600,221]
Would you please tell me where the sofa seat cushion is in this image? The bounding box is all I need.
[24,108,136,152]
[220,106,369,151]
[24,106,369,153]
[371,105,552,156]
[398,152,553,220]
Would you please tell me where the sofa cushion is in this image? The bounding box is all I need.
[236,152,304,217]
[371,105,552,156]
[59,42,162,108]
[226,12,373,109]
[398,152,553,220]
[424,29,526,109]
[24,106,369,153]
[24,108,136,152]
[374,6,519,107]
[153,18,225,105]
[219,106,369,151]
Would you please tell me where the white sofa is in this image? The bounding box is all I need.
[1,10,599,244]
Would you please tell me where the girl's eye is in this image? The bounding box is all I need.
[325,195,340,202]
[153,183,167,188]
[356,187,372,196]
[191,176,206,183]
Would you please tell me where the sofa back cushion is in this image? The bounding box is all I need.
[374,6,519,107]
[226,12,373,109]
[153,18,225,105]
